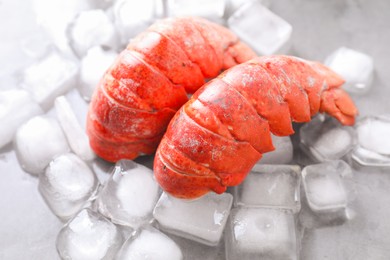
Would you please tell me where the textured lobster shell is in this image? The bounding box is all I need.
[154,55,358,199]
[86,17,256,162]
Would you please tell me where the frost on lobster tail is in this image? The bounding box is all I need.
[154,55,358,199]
[86,17,256,162]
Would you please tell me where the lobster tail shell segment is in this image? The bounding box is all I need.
[87,17,256,162]
[154,55,358,199]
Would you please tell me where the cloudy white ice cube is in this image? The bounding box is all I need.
[325,47,374,94]
[234,164,301,213]
[0,89,43,149]
[352,115,390,167]
[39,153,98,220]
[79,46,117,100]
[97,160,160,228]
[227,1,292,55]
[14,115,70,175]
[300,116,356,162]
[55,96,95,161]
[67,9,119,57]
[225,207,298,260]
[56,208,123,260]
[21,51,79,110]
[257,135,293,164]
[116,227,183,260]
[153,192,233,246]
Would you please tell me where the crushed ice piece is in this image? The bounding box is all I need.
[0,89,43,149]
[225,207,298,260]
[352,115,390,167]
[55,96,95,161]
[116,227,183,260]
[227,1,292,55]
[79,46,117,100]
[13,115,70,175]
[325,47,374,95]
[153,192,233,246]
[234,164,301,213]
[300,115,356,162]
[113,0,156,46]
[258,135,293,164]
[21,51,79,110]
[56,208,123,260]
[96,160,160,228]
[39,153,98,220]
[67,9,119,57]
[167,0,226,24]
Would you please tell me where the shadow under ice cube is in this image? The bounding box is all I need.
[225,207,298,260]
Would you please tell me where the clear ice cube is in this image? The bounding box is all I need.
[79,46,117,100]
[39,153,98,220]
[96,160,160,228]
[21,51,79,110]
[0,89,43,149]
[352,115,390,167]
[225,207,298,260]
[167,0,226,24]
[300,115,356,162]
[67,9,119,57]
[325,47,374,95]
[234,164,301,213]
[153,192,233,246]
[258,135,293,164]
[55,96,95,161]
[56,208,123,260]
[13,115,70,175]
[227,1,292,55]
[116,227,183,260]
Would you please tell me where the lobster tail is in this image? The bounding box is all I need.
[154,55,358,199]
[87,17,256,162]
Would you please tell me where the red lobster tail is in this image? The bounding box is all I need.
[87,17,256,162]
[154,55,358,199]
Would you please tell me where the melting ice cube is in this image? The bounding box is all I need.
[39,153,98,220]
[225,207,298,260]
[96,160,160,228]
[325,47,374,95]
[14,115,70,175]
[116,227,183,260]
[56,208,123,260]
[227,1,292,55]
[234,164,301,213]
[153,192,233,246]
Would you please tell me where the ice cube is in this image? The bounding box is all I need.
[234,164,301,213]
[67,9,119,57]
[116,227,183,260]
[21,51,79,110]
[300,115,356,162]
[55,96,95,161]
[167,0,226,24]
[20,28,53,59]
[56,208,123,260]
[302,161,351,212]
[39,153,98,220]
[153,192,233,246]
[96,160,160,228]
[79,46,117,100]
[227,1,292,55]
[13,115,70,175]
[225,207,298,260]
[352,115,390,167]
[113,0,156,45]
[225,0,270,17]
[0,89,43,149]
[324,47,374,95]
[63,88,91,127]
[258,135,293,164]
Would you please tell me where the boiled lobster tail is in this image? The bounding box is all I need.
[154,55,358,199]
[87,17,256,162]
